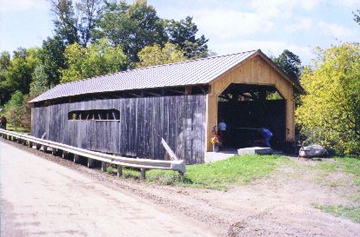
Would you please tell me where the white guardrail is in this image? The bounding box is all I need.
[0,129,186,177]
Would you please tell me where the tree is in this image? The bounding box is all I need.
[39,35,67,86]
[273,49,302,82]
[137,43,186,68]
[60,39,128,83]
[49,0,103,46]
[0,51,11,104]
[95,0,168,63]
[354,9,360,25]
[49,0,79,45]
[167,16,209,58]
[76,0,103,46]
[296,43,360,155]
[4,91,24,128]
[30,64,50,97]
[2,48,40,97]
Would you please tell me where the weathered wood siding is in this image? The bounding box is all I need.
[32,95,206,164]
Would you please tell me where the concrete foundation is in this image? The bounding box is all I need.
[237,147,274,155]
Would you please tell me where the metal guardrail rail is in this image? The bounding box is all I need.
[0,129,186,177]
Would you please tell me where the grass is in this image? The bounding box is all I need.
[108,155,290,190]
[6,124,29,134]
[312,204,360,223]
[316,157,360,186]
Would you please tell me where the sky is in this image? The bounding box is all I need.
[0,0,360,64]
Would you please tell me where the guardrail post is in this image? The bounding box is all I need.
[28,141,33,148]
[36,144,41,150]
[43,146,49,153]
[61,151,68,159]
[87,158,95,168]
[73,154,81,163]
[140,168,146,180]
[51,148,59,156]
[117,166,123,177]
[101,162,107,172]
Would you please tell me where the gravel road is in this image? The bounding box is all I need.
[0,141,215,237]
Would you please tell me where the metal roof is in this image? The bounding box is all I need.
[31,49,296,103]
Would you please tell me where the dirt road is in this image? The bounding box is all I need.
[2,139,360,237]
[0,141,215,237]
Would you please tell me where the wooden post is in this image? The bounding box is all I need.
[28,141,33,148]
[117,166,123,177]
[61,151,68,159]
[87,158,95,168]
[101,162,107,172]
[52,148,60,156]
[36,144,41,150]
[43,146,48,153]
[140,168,146,180]
[73,154,81,163]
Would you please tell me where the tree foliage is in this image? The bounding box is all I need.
[2,48,40,98]
[296,43,360,155]
[167,16,209,58]
[137,43,186,68]
[50,0,79,45]
[95,0,168,63]
[60,39,128,83]
[0,51,11,104]
[39,36,67,86]
[49,0,103,46]
[4,91,24,128]
[273,49,302,82]
[30,64,50,97]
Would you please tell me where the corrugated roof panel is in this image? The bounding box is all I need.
[30,50,258,103]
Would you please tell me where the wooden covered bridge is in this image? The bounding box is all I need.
[30,50,302,164]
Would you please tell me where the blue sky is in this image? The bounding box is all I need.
[1,0,360,64]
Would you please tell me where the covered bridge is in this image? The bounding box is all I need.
[30,50,302,164]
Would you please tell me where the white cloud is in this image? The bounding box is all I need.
[250,0,325,18]
[332,0,360,8]
[317,21,357,39]
[300,0,325,11]
[286,18,313,32]
[0,0,48,11]
[211,39,313,62]
[194,9,273,40]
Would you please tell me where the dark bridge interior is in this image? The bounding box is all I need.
[218,83,286,149]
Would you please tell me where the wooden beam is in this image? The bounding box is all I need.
[185,86,192,95]
[166,88,186,95]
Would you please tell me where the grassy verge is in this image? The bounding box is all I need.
[107,155,290,190]
[312,204,360,223]
[316,157,360,186]
[6,124,29,134]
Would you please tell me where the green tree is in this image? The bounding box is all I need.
[30,64,50,97]
[353,9,360,25]
[273,49,302,82]
[49,0,79,45]
[95,0,168,63]
[2,48,40,97]
[296,43,360,155]
[76,0,103,46]
[60,39,128,83]
[137,43,186,68]
[4,91,24,128]
[167,16,209,58]
[0,51,11,104]
[49,0,103,46]
[39,35,67,86]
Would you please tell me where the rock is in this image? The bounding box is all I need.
[299,144,328,157]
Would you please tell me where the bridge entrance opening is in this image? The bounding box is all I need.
[217,83,286,150]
